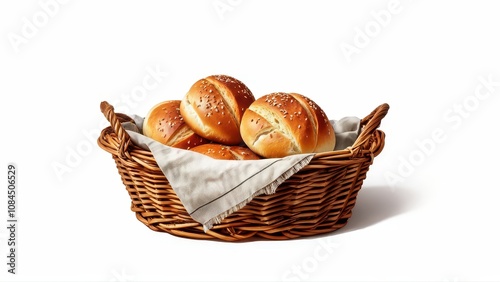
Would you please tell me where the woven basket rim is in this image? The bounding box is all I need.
[98,102,389,161]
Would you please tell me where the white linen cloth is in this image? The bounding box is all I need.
[121,115,360,231]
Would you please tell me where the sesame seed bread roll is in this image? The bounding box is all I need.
[142,100,209,149]
[189,144,261,160]
[240,92,336,158]
[179,75,255,145]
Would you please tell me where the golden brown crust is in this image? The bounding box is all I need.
[179,75,255,145]
[204,75,254,125]
[289,93,336,153]
[142,100,208,149]
[240,93,335,158]
[189,144,261,160]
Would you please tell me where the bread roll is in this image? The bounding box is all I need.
[179,75,255,145]
[143,100,208,149]
[240,92,336,158]
[189,144,261,160]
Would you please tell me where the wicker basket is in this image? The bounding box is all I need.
[97,101,389,241]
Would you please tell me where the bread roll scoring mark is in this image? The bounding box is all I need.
[182,94,206,133]
[240,92,335,158]
[290,93,318,140]
[247,92,312,153]
[180,74,255,145]
[204,76,239,126]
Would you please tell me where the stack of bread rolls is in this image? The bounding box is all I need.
[142,74,336,160]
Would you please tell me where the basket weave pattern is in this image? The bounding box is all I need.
[97,102,389,241]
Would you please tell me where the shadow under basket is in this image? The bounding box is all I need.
[97,102,390,241]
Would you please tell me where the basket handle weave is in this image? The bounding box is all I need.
[351,103,390,150]
[100,101,132,154]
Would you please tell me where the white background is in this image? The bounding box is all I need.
[1,0,500,281]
